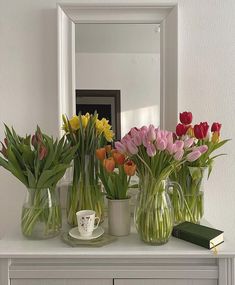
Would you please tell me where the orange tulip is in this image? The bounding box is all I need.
[96,148,106,161]
[124,160,136,176]
[112,151,126,165]
[103,157,115,173]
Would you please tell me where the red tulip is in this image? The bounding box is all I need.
[124,160,136,176]
[180,112,193,125]
[211,122,222,133]
[103,157,115,173]
[194,122,209,139]
[176,123,187,137]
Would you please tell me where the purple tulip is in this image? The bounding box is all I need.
[115,141,127,154]
[187,150,201,162]
[174,140,184,151]
[126,141,138,155]
[147,143,156,157]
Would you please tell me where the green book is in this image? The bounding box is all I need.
[172,222,224,249]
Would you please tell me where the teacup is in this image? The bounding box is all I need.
[76,210,100,237]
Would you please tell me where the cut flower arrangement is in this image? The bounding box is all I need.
[0,125,77,238]
[171,111,229,223]
[62,112,115,226]
[96,146,136,200]
[115,125,207,244]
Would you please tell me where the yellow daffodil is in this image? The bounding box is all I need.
[96,119,104,134]
[81,115,89,129]
[104,129,114,142]
[69,115,80,131]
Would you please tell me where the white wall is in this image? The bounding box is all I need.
[0,0,235,235]
[76,53,160,136]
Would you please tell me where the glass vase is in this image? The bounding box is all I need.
[67,154,104,226]
[134,178,183,245]
[170,166,206,224]
[21,187,61,239]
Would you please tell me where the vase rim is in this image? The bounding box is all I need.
[107,196,131,201]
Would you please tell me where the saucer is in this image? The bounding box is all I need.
[69,226,104,240]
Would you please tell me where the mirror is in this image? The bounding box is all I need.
[75,23,160,138]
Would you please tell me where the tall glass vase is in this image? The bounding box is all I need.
[170,166,206,224]
[21,187,61,239]
[67,154,104,226]
[134,177,183,245]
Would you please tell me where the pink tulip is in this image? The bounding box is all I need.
[187,150,201,162]
[147,144,156,157]
[130,127,139,138]
[114,142,127,154]
[143,136,150,148]
[174,140,184,151]
[147,125,156,141]
[195,145,208,154]
[167,142,175,155]
[184,137,194,148]
[174,149,184,161]
[126,141,138,155]
[156,138,167,151]
[133,133,142,146]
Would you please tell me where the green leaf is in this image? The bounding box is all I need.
[26,167,36,188]
[0,156,10,171]
[188,166,204,181]
[36,164,69,188]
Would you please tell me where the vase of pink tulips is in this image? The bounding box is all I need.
[171,111,229,224]
[115,125,205,245]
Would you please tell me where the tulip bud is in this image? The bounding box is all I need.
[124,160,136,176]
[126,141,138,155]
[184,137,194,148]
[96,148,106,161]
[211,122,222,133]
[180,111,193,125]
[39,144,48,160]
[147,125,156,141]
[147,144,156,157]
[114,142,127,154]
[194,122,209,140]
[156,138,167,151]
[187,150,201,162]
[133,133,142,146]
[31,134,37,148]
[195,145,208,154]
[0,142,8,158]
[176,123,188,137]
[112,151,126,165]
[174,149,184,161]
[212,131,220,143]
[103,157,115,173]
[174,140,184,151]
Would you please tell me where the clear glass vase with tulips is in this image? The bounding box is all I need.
[171,111,230,224]
[0,125,76,239]
[62,112,114,226]
[115,125,204,244]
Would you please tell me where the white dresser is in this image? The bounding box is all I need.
[0,222,234,285]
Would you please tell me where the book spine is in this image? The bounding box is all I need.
[172,228,209,249]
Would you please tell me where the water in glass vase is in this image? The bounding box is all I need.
[21,187,61,239]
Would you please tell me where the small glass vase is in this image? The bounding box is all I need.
[170,166,206,224]
[67,154,104,226]
[134,178,183,245]
[21,187,61,239]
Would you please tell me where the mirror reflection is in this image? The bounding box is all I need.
[75,23,160,138]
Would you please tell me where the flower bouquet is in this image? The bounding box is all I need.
[96,146,136,236]
[62,112,114,226]
[0,125,76,239]
[171,111,229,224]
[115,125,204,244]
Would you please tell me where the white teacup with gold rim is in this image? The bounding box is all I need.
[76,210,100,237]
